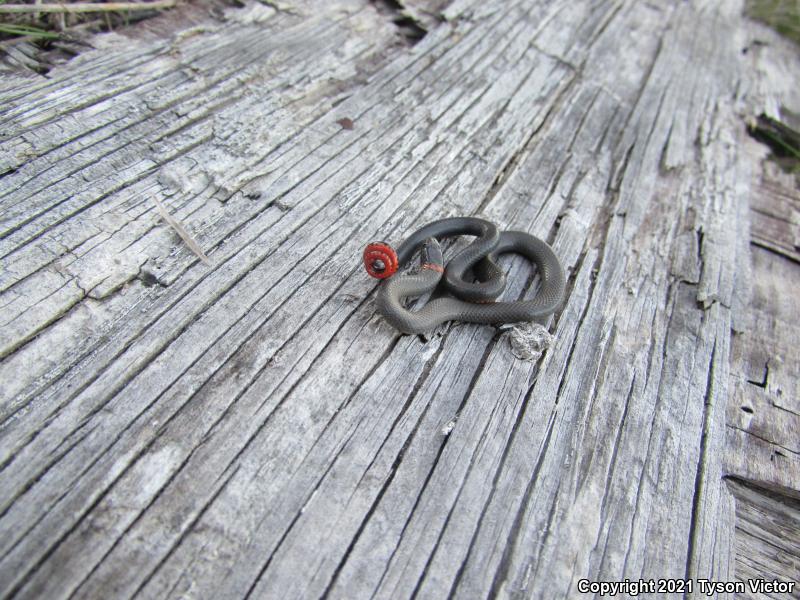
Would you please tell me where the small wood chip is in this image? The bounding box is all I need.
[336,117,354,130]
[151,196,211,266]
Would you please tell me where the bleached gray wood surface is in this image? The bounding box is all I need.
[0,0,798,598]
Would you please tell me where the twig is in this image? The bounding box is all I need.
[151,196,211,266]
[0,0,178,14]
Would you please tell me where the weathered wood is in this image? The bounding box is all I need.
[722,19,800,598]
[726,239,800,494]
[0,0,798,598]
[748,159,800,265]
[727,479,800,599]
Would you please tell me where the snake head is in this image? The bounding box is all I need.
[363,242,399,279]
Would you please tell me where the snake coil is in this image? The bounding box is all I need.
[363,217,566,334]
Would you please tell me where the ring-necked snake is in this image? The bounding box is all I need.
[363,217,566,334]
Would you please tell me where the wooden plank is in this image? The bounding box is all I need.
[749,162,800,264]
[722,14,800,595]
[0,0,798,597]
[727,479,800,600]
[726,244,800,494]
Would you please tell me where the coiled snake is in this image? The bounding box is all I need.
[363,217,566,334]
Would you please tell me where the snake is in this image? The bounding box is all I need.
[363,217,566,334]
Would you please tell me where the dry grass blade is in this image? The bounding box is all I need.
[0,0,177,13]
[151,196,212,266]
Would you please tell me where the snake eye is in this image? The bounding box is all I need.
[363,242,398,279]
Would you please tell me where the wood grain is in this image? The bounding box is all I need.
[0,0,798,597]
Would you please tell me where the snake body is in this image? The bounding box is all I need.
[363,217,566,334]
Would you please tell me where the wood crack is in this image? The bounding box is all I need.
[684,337,717,582]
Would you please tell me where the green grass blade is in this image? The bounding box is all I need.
[0,22,60,39]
